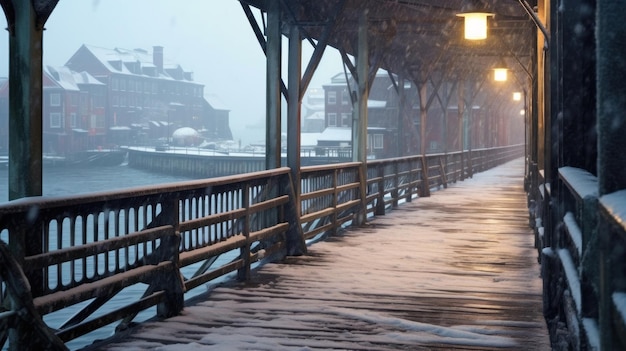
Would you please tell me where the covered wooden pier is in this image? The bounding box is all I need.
[93,159,550,350]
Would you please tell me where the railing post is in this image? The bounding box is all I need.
[238,184,251,281]
[375,164,386,215]
[155,199,183,318]
[439,155,448,189]
[392,162,399,208]
[420,156,430,197]
[405,158,414,203]
[332,169,339,234]
[284,172,306,255]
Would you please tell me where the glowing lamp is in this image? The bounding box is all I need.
[513,92,522,101]
[456,12,493,40]
[493,58,508,82]
[493,68,507,81]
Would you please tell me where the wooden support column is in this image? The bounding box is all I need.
[265,0,281,169]
[397,74,406,157]
[2,0,57,201]
[285,23,306,255]
[287,23,301,211]
[418,83,427,156]
[597,3,626,348]
[561,0,596,173]
[353,8,369,225]
[458,79,466,180]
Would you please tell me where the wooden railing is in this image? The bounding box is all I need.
[597,190,626,350]
[539,166,626,350]
[0,144,523,349]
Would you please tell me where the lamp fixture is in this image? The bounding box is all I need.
[493,58,508,82]
[513,92,522,101]
[456,0,494,40]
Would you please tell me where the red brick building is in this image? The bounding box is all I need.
[0,45,232,156]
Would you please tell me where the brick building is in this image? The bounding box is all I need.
[0,45,232,156]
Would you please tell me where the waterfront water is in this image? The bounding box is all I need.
[0,164,198,204]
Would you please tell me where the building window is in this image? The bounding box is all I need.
[50,93,61,107]
[120,79,126,92]
[342,90,349,104]
[112,95,119,107]
[96,115,105,128]
[374,134,384,149]
[111,77,119,91]
[50,113,62,128]
[128,79,134,92]
[328,113,337,127]
[341,113,350,127]
[70,113,77,128]
[327,91,337,104]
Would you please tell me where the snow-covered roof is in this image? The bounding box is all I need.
[45,66,80,91]
[204,93,230,111]
[368,100,387,108]
[81,44,196,83]
[318,127,351,142]
[301,132,322,147]
[73,71,105,86]
[305,111,325,121]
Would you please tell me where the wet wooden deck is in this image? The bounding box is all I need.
[94,158,550,350]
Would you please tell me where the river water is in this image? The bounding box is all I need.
[0,164,198,204]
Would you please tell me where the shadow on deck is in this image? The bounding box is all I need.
[94,158,550,350]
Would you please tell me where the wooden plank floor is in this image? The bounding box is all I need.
[94,158,551,350]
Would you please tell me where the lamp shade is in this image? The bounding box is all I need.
[494,68,507,81]
[493,58,508,82]
[457,12,493,40]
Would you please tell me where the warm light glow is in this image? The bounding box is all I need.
[494,68,507,81]
[457,12,493,40]
[520,109,526,115]
[513,92,522,101]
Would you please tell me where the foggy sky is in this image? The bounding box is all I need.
[0,0,344,145]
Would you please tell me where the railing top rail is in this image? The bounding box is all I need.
[0,167,291,213]
[559,166,599,201]
[599,189,626,233]
[301,161,361,174]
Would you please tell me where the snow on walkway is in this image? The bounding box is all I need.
[93,158,550,350]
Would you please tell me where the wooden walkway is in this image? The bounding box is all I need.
[94,158,550,350]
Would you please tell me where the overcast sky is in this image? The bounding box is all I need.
[0,0,344,145]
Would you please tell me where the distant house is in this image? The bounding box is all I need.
[322,71,400,159]
[42,66,107,155]
[202,94,232,140]
[64,44,232,144]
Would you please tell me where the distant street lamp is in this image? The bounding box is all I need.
[513,92,522,101]
[493,58,508,82]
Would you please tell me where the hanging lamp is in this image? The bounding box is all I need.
[456,0,494,40]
